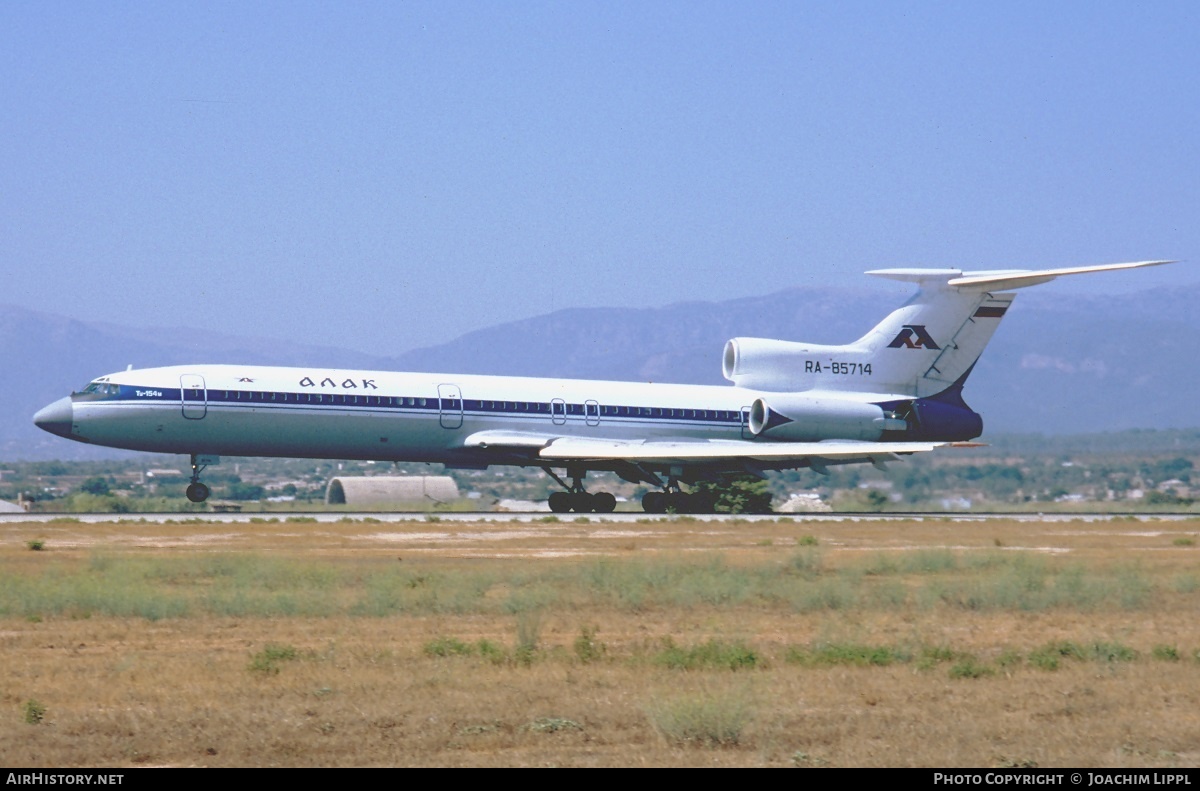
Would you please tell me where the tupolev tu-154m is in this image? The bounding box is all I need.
[34,260,1173,513]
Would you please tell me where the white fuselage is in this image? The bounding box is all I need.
[62,363,875,468]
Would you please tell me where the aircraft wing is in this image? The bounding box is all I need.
[539,437,941,464]
[463,430,941,467]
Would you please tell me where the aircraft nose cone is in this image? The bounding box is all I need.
[33,397,74,438]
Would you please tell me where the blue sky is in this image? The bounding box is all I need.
[2,1,1196,356]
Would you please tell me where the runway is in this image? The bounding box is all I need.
[2,509,1197,561]
[0,510,1196,525]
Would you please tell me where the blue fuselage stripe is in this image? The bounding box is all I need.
[76,386,746,426]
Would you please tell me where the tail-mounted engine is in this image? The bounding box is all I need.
[748,394,905,441]
[724,338,829,391]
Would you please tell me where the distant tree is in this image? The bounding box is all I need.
[1142,457,1193,485]
[226,482,266,501]
[79,476,111,496]
[863,489,889,511]
[695,476,773,514]
[1145,490,1193,506]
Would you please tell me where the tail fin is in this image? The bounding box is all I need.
[723,260,1174,395]
[851,270,1012,397]
[864,260,1174,396]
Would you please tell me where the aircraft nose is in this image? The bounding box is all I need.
[33,397,74,438]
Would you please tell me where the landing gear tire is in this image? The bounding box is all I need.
[642,491,666,513]
[664,492,689,513]
[642,490,712,514]
[186,482,211,503]
[690,491,716,514]
[593,492,617,513]
[549,489,616,513]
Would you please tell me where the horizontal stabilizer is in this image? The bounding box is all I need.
[868,260,1175,291]
[947,260,1176,290]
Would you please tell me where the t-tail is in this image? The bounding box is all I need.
[723,260,1175,441]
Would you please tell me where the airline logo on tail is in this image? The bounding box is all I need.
[887,324,940,350]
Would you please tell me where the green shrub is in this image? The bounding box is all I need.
[915,644,958,671]
[424,637,472,658]
[996,649,1024,668]
[785,642,900,667]
[646,690,753,747]
[24,699,46,725]
[949,657,994,679]
[1152,645,1180,662]
[525,717,583,733]
[248,643,299,674]
[788,548,823,577]
[1090,642,1137,663]
[655,639,759,671]
[573,626,606,664]
[476,639,507,665]
[514,611,542,666]
[1029,641,1086,671]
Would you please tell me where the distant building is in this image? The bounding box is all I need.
[778,493,832,513]
[494,498,551,512]
[1157,479,1192,498]
[325,476,460,507]
[0,499,27,513]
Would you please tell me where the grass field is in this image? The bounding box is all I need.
[2,516,1199,767]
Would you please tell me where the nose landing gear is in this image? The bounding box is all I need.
[186,454,211,503]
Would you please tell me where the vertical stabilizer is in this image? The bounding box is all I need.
[850,270,998,396]
[860,260,1173,397]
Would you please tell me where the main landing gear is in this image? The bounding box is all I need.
[544,467,617,514]
[641,486,715,515]
[639,469,714,514]
[186,454,211,503]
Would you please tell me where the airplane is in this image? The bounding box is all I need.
[33,260,1173,513]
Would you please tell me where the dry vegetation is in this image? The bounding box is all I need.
[2,516,1199,767]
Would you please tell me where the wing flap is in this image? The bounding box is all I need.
[461,430,555,450]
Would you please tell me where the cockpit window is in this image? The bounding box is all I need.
[75,382,120,396]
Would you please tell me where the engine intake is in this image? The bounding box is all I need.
[724,338,820,390]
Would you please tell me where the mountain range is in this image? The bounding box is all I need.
[5,282,1197,460]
